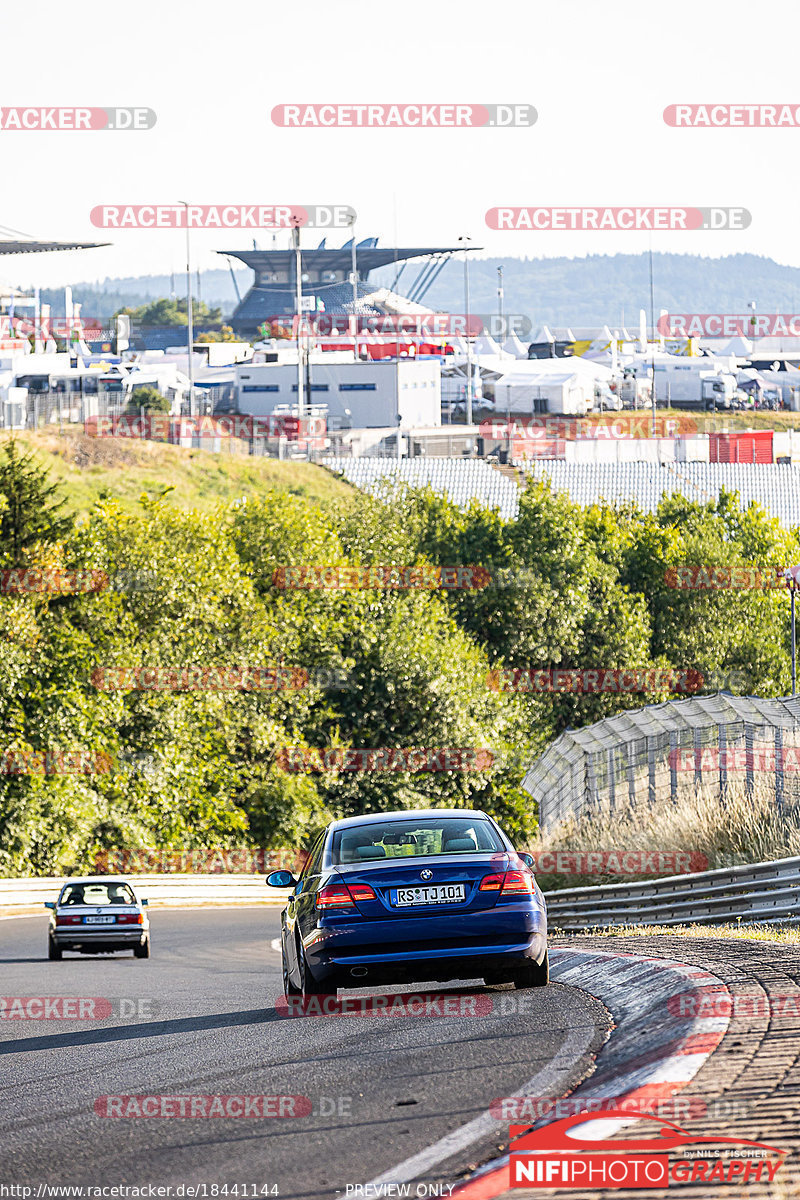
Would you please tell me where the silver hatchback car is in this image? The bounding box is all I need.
[45,877,151,959]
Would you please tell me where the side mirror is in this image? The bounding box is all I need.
[517,853,535,870]
[141,898,149,907]
[44,901,56,910]
[266,870,297,888]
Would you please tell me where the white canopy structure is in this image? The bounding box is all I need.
[502,332,528,358]
[494,357,614,416]
[473,333,504,357]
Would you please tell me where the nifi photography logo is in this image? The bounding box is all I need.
[508,1108,787,1188]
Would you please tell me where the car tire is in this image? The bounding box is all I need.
[512,950,549,989]
[134,936,150,959]
[48,936,62,961]
[298,934,333,998]
[282,935,300,996]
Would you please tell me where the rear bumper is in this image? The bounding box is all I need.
[52,928,147,951]
[306,904,546,986]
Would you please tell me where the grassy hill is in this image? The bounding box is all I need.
[2,428,352,516]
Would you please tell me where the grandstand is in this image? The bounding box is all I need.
[321,458,800,530]
[219,242,470,338]
[526,462,800,529]
[322,457,521,520]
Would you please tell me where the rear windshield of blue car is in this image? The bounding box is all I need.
[330,818,505,864]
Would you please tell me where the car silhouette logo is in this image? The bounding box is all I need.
[420,869,433,880]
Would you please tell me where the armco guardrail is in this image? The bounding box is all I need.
[545,855,800,929]
[0,874,292,910]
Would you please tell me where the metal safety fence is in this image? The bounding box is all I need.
[524,693,800,833]
[545,854,800,929]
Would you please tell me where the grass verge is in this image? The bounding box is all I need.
[556,922,800,945]
[2,428,352,516]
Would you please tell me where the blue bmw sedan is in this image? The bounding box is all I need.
[267,809,548,998]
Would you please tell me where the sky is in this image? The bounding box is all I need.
[3,0,800,291]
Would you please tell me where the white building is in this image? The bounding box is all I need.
[234,358,441,428]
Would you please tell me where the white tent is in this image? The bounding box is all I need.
[494,357,613,416]
[502,332,528,358]
[495,370,589,416]
[473,333,504,357]
[713,335,753,357]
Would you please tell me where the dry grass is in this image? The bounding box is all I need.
[658,406,800,434]
[530,780,800,889]
[1,428,352,515]
[576,922,800,945]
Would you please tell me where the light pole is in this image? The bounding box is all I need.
[497,264,504,342]
[292,219,305,418]
[182,202,194,417]
[349,213,358,363]
[786,567,800,694]
[648,244,656,435]
[458,235,473,429]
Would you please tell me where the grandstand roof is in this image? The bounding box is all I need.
[0,240,110,255]
[218,246,473,275]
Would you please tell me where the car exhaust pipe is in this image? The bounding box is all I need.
[350,966,369,978]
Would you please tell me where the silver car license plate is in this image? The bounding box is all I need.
[83,915,116,924]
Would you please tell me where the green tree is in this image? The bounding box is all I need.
[0,440,72,564]
[115,298,223,328]
[197,326,239,343]
[126,386,171,414]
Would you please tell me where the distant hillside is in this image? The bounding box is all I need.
[386,253,800,329]
[30,253,800,329]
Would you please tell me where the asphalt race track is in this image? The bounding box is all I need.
[0,909,610,1199]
